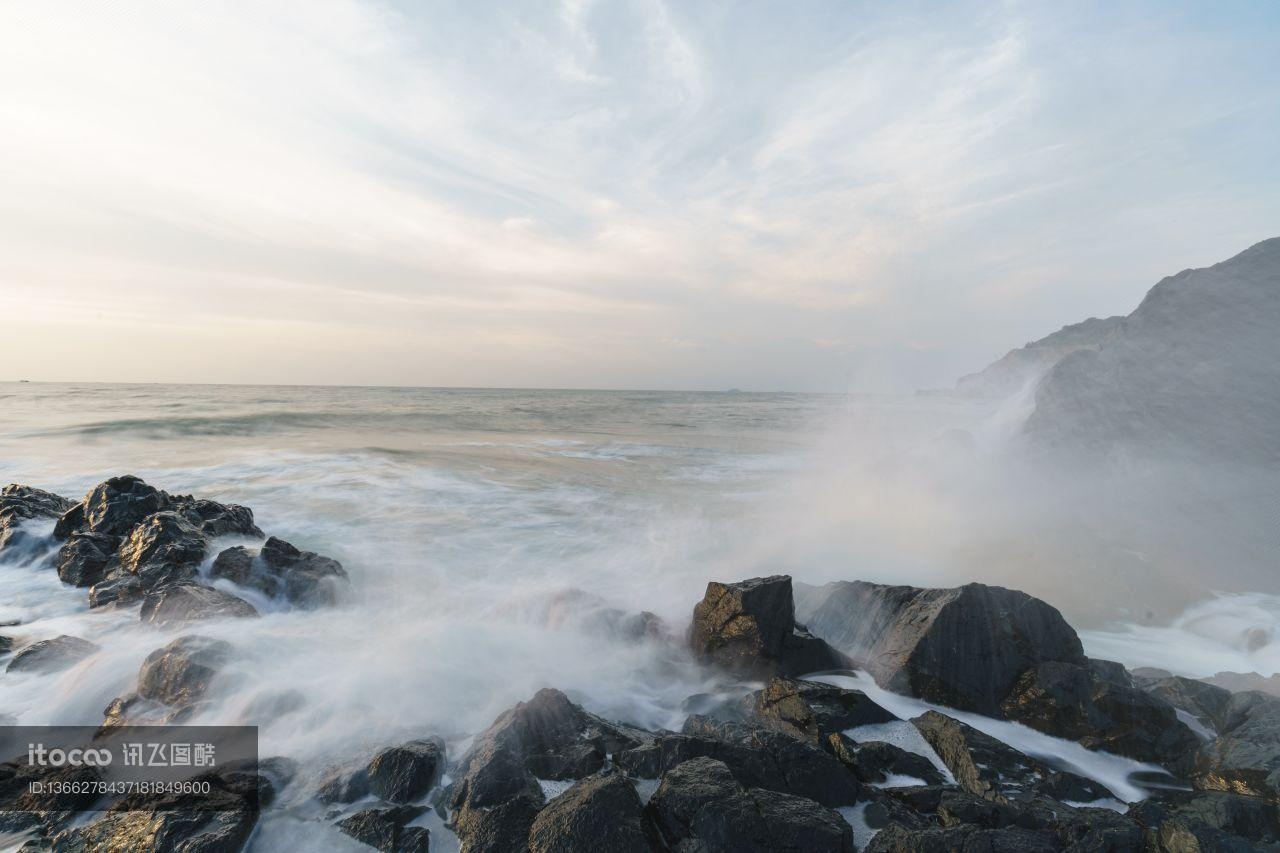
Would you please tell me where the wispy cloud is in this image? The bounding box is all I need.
[1,0,1277,389]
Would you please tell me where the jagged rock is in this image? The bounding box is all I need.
[316,762,370,804]
[211,536,347,607]
[1001,660,1201,772]
[1139,674,1233,733]
[617,715,861,807]
[337,806,430,853]
[169,496,263,539]
[1127,790,1280,851]
[794,579,1085,716]
[1195,691,1280,800]
[88,571,143,609]
[743,677,896,742]
[645,756,854,853]
[138,635,232,708]
[911,711,1114,804]
[449,688,647,853]
[0,484,70,556]
[368,738,446,804]
[53,532,118,587]
[139,583,257,626]
[48,765,272,853]
[865,824,1059,852]
[0,761,102,840]
[118,511,207,589]
[1203,671,1280,698]
[1089,658,1134,688]
[528,772,654,853]
[6,635,99,674]
[57,475,168,538]
[690,576,846,680]
[824,734,945,786]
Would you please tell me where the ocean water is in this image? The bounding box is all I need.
[1,381,1276,849]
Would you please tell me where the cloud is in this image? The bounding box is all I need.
[1,0,1277,390]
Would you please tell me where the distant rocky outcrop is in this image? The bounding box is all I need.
[956,315,1124,398]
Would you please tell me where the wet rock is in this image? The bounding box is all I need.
[690,575,846,680]
[528,772,654,853]
[138,635,232,708]
[865,823,1059,852]
[58,475,168,538]
[368,738,446,804]
[536,588,671,643]
[49,765,272,853]
[337,805,430,853]
[795,579,1085,716]
[744,677,896,742]
[911,710,1115,804]
[170,496,263,539]
[0,484,70,556]
[617,715,862,807]
[1140,674,1233,733]
[6,635,99,674]
[1089,658,1135,688]
[449,688,647,853]
[139,583,257,626]
[0,761,102,839]
[53,531,119,587]
[211,536,347,607]
[88,571,143,609]
[317,762,371,805]
[824,734,945,786]
[118,511,207,590]
[1195,691,1280,799]
[1127,789,1280,851]
[645,756,854,853]
[1000,660,1201,772]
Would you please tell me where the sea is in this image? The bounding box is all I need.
[1,381,1275,849]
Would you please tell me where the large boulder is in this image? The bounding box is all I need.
[336,805,430,853]
[690,576,846,680]
[139,583,257,626]
[616,716,862,807]
[528,772,654,853]
[1000,660,1201,772]
[169,496,263,539]
[88,571,143,609]
[0,484,70,555]
[645,756,854,853]
[54,531,119,587]
[138,634,232,708]
[118,511,207,589]
[1127,790,1280,851]
[448,688,647,853]
[743,677,896,742]
[57,475,168,538]
[823,734,945,786]
[1138,674,1234,733]
[6,635,99,674]
[795,580,1085,716]
[367,738,446,804]
[211,536,347,607]
[1195,691,1280,800]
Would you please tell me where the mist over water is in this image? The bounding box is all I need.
[1,380,1274,846]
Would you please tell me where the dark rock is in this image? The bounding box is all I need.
[6,635,99,674]
[1127,789,1280,851]
[61,475,168,538]
[645,756,854,853]
[912,710,1115,804]
[317,763,370,805]
[88,572,143,609]
[118,511,206,589]
[48,765,271,853]
[211,536,348,607]
[170,496,263,539]
[1000,660,1201,772]
[795,579,1085,716]
[337,805,430,853]
[138,635,232,708]
[1140,675,1233,733]
[368,738,446,804]
[865,824,1059,853]
[528,772,653,853]
[824,734,945,786]
[449,688,647,853]
[139,583,257,626]
[744,677,896,742]
[615,715,861,807]
[0,484,70,556]
[53,532,118,587]
[1195,691,1280,800]
[1089,658,1135,688]
[690,575,846,680]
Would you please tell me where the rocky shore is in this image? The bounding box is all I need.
[3,478,1280,850]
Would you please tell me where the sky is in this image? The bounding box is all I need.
[1,0,1278,392]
